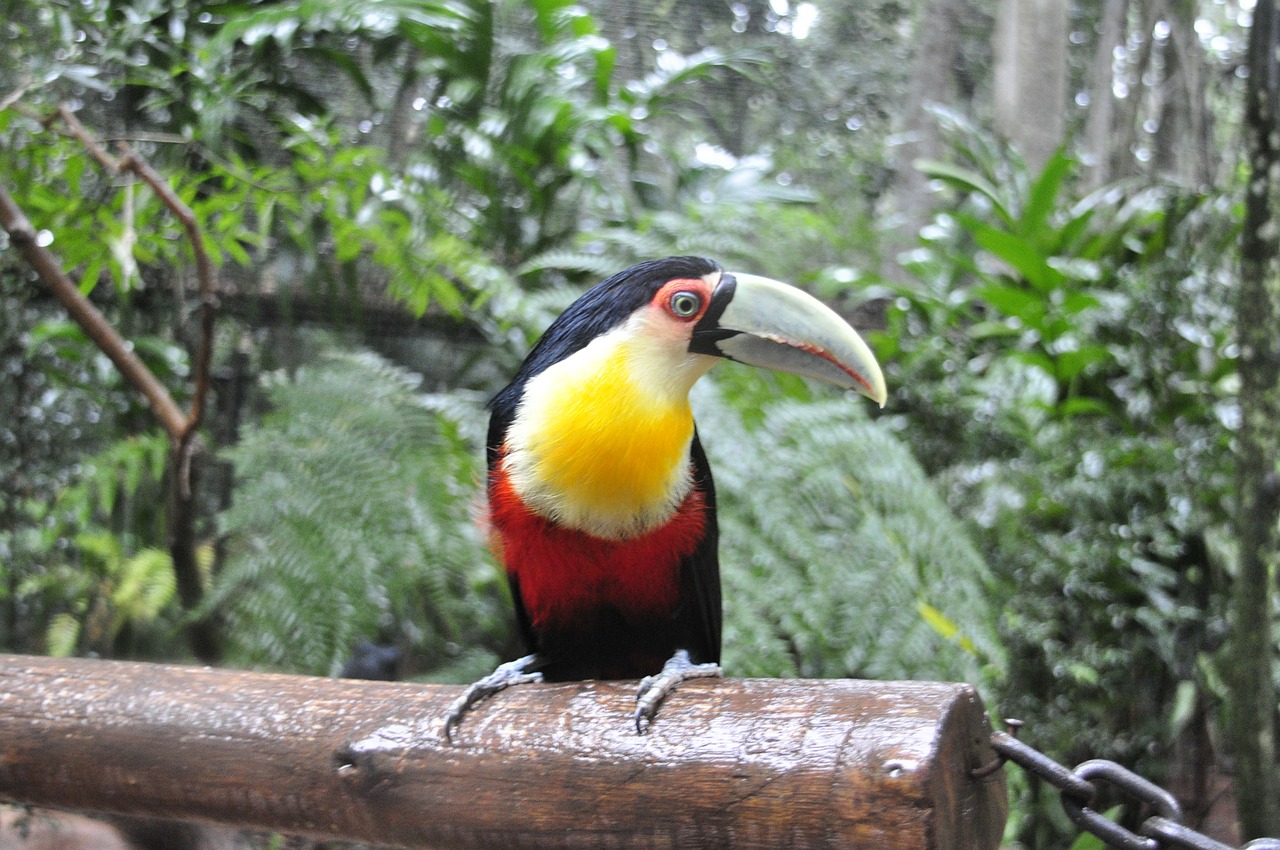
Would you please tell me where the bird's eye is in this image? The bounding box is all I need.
[669,291,702,318]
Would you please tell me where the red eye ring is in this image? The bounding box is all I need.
[655,277,712,322]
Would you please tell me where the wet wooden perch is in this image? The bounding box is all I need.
[0,654,1005,849]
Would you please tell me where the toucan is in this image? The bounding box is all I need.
[442,256,886,740]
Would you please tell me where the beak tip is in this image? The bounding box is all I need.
[861,369,888,409]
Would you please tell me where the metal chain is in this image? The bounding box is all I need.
[973,720,1280,850]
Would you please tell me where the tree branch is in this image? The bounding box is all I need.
[3,103,226,658]
[54,105,220,459]
[0,183,189,441]
[0,77,33,113]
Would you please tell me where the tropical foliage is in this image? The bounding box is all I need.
[0,0,1272,845]
[885,122,1241,841]
[702,372,1002,685]
[208,349,506,679]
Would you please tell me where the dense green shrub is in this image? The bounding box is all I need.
[210,349,508,679]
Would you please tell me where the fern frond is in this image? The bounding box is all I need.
[697,371,1003,688]
[215,349,506,677]
[516,250,622,279]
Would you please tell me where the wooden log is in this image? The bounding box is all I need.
[0,654,1006,849]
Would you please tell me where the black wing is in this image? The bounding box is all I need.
[678,428,722,664]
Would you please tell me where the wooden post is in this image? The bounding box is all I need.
[0,654,1005,849]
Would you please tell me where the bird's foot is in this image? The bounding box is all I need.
[634,649,722,734]
[442,654,544,743]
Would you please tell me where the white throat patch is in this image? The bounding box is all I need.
[501,313,717,540]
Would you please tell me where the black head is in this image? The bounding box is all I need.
[490,256,721,411]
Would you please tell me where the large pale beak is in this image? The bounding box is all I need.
[689,272,887,406]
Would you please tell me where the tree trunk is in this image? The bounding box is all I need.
[167,444,222,664]
[992,0,1068,172]
[1107,0,1158,182]
[385,48,424,169]
[1232,0,1280,837]
[884,0,974,278]
[1083,0,1128,189]
[1153,0,1213,187]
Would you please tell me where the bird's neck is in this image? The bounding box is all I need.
[501,326,716,540]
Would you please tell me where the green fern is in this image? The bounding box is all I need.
[49,432,170,529]
[698,369,1003,687]
[18,532,177,657]
[213,349,508,677]
[521,198,785,285]
[515,250,624,280]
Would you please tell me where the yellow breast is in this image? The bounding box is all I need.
[501,317,716,540]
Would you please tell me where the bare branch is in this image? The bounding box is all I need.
[47,105,221,493]
[0,184,189,441]
[114,142,220,445]
[0,77,33,113]
[8,105,225,656]
[56,104,124,173]
[101,130,189,145]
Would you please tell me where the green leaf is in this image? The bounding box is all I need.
[962,216,1064,293]
[1058,290,1102,316]
[46,613,81,658]
[593,42,616,99]
[26,320,88,355]
[1068,823,1109,850]
[1012,350,1056,378]
[1054,344,1110,382]
[112,548,175,621]
[224,239,252,266]
[1057,397,1111,417]
[1020,149,1073,241]
[528,0,581,40]
[1056,205,1097,254]
[968,320,1022,341]
[77,258,105,294]
[75,531,121,569]
[334,230,364,263]
[974,284,1047,329]
[121,447,144,500]
[1169,680,1199,734]
[58,64,111,93]
[1065,661,1100,685]
[916,600,979,655]
[915,159,1014,227]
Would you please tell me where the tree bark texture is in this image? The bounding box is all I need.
[165,446,222,665]
[1232,0,1280,837]
[993,0,1067,172]
[0,654,1007,850]
[891,0,971,236]
[0,183,189,440]
[1083,0,1128,189]
[1152,0,1213,187]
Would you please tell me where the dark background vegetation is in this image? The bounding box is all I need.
[2,0,1277,846]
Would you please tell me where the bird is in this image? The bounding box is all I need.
[442,256,886,740]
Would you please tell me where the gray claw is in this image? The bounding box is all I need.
[442,655,543,743]
[633,650,722,734]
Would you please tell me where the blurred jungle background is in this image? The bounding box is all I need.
[2,0,1278,846]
